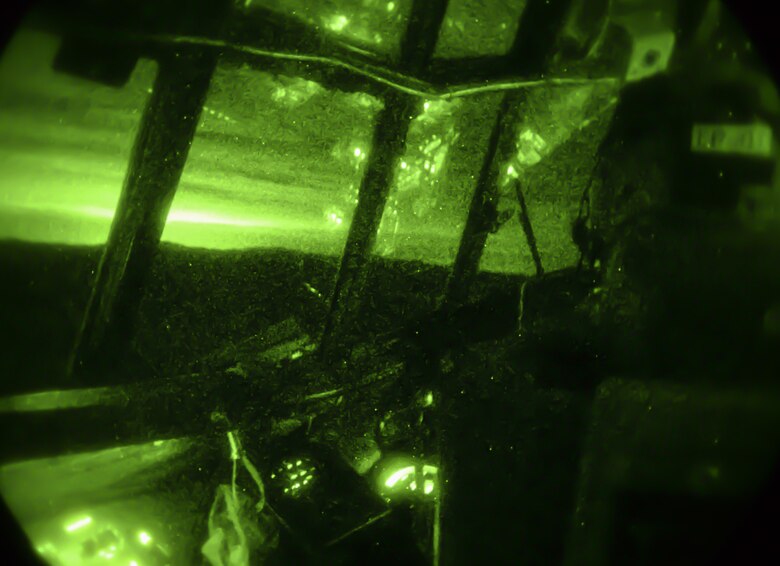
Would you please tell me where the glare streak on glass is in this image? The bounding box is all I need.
[0,387,122,413]
[64,516,92,532]
[0,30,157,246]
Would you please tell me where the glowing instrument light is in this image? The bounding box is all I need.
[64,516,92,533]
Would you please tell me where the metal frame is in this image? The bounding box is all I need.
[20,0,612,378]
[3,0,611,522]
[0,2,626,562]
[67,49,220,379]
[444,0,575,305]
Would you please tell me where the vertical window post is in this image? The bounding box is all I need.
[445,0,576,307]
[68,50,219,383]
[320,0,451,362]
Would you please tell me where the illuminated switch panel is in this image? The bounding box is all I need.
[270,457,318,498]
[691,122,775,159]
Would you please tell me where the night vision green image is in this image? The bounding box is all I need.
[1,0,779,564]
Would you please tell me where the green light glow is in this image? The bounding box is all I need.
[327,15,350,32]
[72,205,277,229]
[384,465,415,488]
[0,387,120,413]
[1,436,193,552]
[379,460,439,499]
[227,432,239,461]
[275,458,316,496]
[138,531,152,545]
[64,516,92,532]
